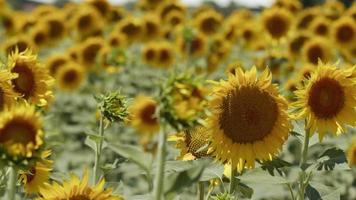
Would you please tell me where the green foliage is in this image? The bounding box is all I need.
[306,182,341,200]
[315,147,349,171]
[258,158,292,176]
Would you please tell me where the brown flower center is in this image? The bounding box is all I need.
[69,195,91,200]
[63,69,78,84]
[308,77,345,119]
[219,86,278,143]
[336,24,354,43]
[78,14,92,31]
[48,20,65,39]
[315,24,328,36]
[265,14,289,38]
[145,49,156,61]
[12,62,35,99]
[0,118,37,145]
[0,89,4,110]
[34,32,47,46]
[159,49,170,63]
[307,44,324,65]
[6,41,29,54]
[200,17,220,35]
[83,43,102,64]
[290,35,308,54]
[121,23,141,38]
[139,103,157,125]
[49,58,67,76]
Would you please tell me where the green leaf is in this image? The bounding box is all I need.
[84,136,97,151]
[199,162,224,182]
[258,158,292,176]
[316,147,348,171]
[306,182,341,200]
[238,182,254,199]
[108,143,153,173]
[163,159,210,198]
[239,168,290,184]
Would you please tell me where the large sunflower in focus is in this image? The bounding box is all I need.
[207,67,291,171]
[7,49,54,106]
[0,104,43,158]
[0,70,19,110]
[36,170,123,200]
[293,62,356,141]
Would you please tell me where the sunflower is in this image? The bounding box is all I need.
[169,126,210,161]
[7,49,54,106]
[88,0,111,18]
[297,64,315,84]
[346,137,356,167]
[115,17,143,43]
[129,95,160,144]
[195,10,223,36]
[293,62,356,141]
[55,62,86,92]
[156,42,175,68]
[30,25,49,48]
[164,9,185,28]
[262,7,292,39]
[207,67,291,171]
[108,32,127,48]
[108,6,125,23]
[79,37,105,70]
[142,13,162,40]
[296,8,319,30]
[72,6,103,39]
[331,16,356,49]
[310,17,331,37]
[0,104,43,158]
[178,32,207,58]
[142,43,158,66]
[274,0,302,13]
[36,170,123,200]
[287,31,311,59]
[19,150,53,194]
[1,10,19,34]
[158,1,186,22]
[302,37,333,65]
[0,70,19,110]
[42,13,67,42]
[32,5,57,18]
[45,54,70,76]
[4,36,34,55]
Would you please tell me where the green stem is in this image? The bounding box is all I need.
[287,183,295,200]
[229,162,238,194]
[6,167,17,200]
[93,114,105,184]
[298,127,311,200]
[299,128,310,169]
[153,127,167,200]
[198,182,205,200]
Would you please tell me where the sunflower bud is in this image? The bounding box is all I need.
[95,92,129,123]
[212,193,234,200]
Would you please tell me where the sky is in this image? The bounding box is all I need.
[31,0,275,8]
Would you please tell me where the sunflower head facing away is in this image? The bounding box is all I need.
[293,62,356,141]
[0,104,43,158]
[37,170,123,200]
[169,126,210,161]
[19,150,53,194]
[7,49,54,106]
[207,67,291,172]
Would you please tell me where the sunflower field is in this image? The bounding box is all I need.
[0,0,356,199]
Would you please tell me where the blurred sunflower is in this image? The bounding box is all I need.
[19,150,53,194]
[297,64,315,84]
[129,95,160,144]
[88,0,111,18]
[7,49,54,106]
[262,7,292,39]
[37,170,123,200]
[169,126,209,161]
[72,6,103,39]
[45,54,70,76]
[195,10,223,36]
[274,0,302,13]
[302,37,333,65]
[310,17,331,37]
[142,13,162,40]
[55,62,86,92]
[42,13,67,43]
[0,104,43,158]
[116,17,143,43]
[164,9,185,28]
[0,10,19,34]
[0,70,19,110]
[296,7,319,30]
[156,42,175,68]
[79,37,105,70]
[207,67,291,171]
[158,1,186,22]
[293,62,356,141]
[287,31,311,59]
[331,16,356,48]
[142,43,158,66]
[178,32,207,58]
[4,36,34,55]
[108,32,127,48]
[346,137,356,167]
[30,25,49,48]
